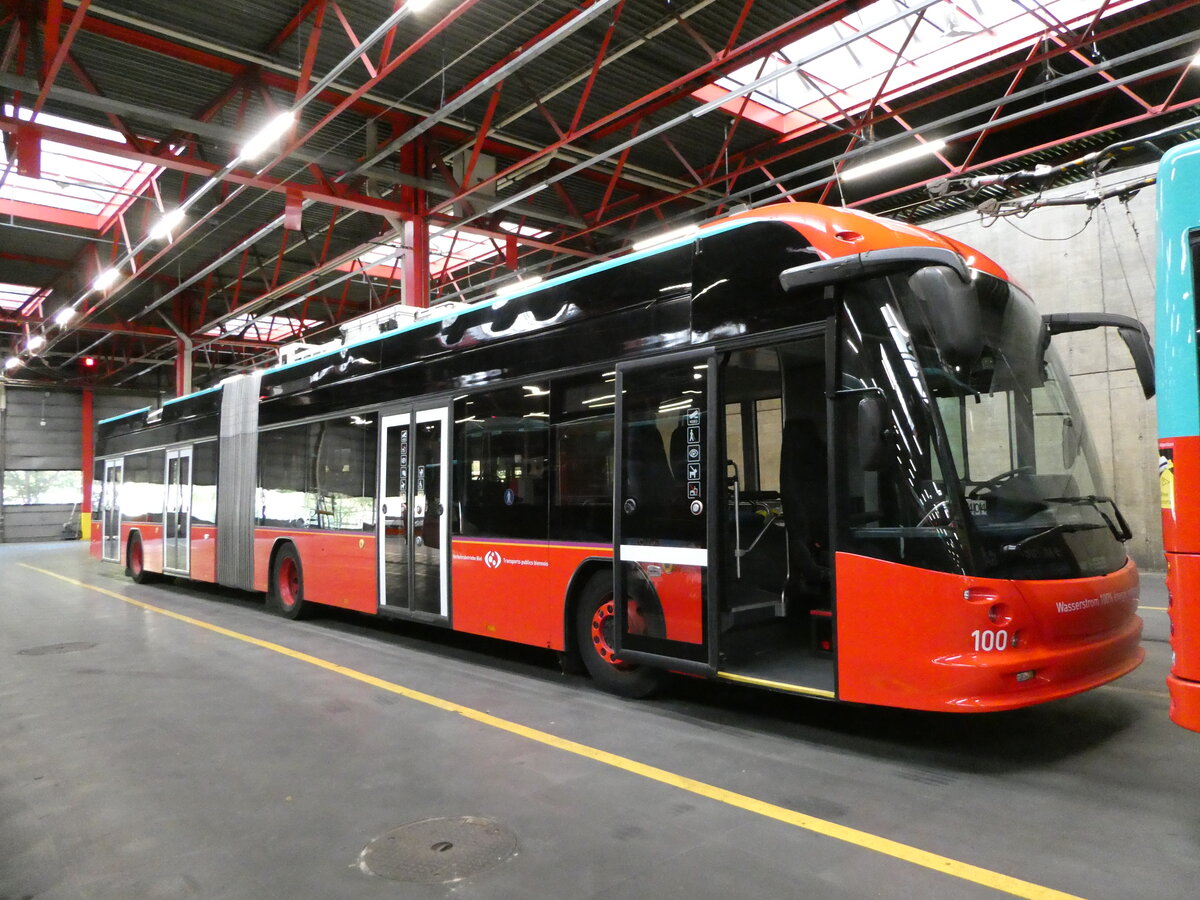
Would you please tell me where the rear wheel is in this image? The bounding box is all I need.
[126,533,155,584]
[574,571,662,698]
[269,544,311,620]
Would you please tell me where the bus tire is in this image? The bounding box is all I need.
[574,571,662,699]
[126,533,155,584]
[269,544,311,620]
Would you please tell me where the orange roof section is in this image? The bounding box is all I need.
[713,202,1009,283]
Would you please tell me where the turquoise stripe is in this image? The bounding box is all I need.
[1156,139,1200,439]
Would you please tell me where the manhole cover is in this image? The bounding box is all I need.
[359,816,517,883]
[18,642,96,656]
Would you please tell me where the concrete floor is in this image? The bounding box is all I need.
[1,542,1196,900]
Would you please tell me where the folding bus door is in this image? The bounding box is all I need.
[101,459,123,562]
[613,355,718,674]
[379,406,450,619]
[163,447,193,575]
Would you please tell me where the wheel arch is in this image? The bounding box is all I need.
[562,557,614,669]
[561,557,667,666]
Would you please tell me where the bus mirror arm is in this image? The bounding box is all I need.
[858,395,886,472]
[1043,313,1156,399]
[778,246,970,294]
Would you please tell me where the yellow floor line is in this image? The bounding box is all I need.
[1140,605,1167,611]
[19,563,1082,900]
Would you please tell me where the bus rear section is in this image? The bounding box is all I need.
[1155,138,1200,732]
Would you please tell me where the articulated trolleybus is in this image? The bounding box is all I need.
[93,202,1152,712]
[1157,137,1200,732]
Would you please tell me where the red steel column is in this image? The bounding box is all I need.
[80,387,94,540]
[400,138,429,308]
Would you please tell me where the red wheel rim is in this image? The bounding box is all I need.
[589,598,645,671]
[279,557,300,609]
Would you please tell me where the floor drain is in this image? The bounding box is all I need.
[18,642,96,656]
[359,816,516,883]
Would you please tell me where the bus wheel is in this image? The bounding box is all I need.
[269,544,311,620]
[126,533,155,584]
[574,572,662,699]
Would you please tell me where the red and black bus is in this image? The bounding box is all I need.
[92,202,1151,711]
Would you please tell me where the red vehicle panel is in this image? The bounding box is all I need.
[122,521,163,572]
[190,528,217,584]
[451,539,608,650]
[252,529,377,613]
[835,553,1143,711]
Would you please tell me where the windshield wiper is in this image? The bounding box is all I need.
[1001,522,1104,556]
[1044,495,1132,542]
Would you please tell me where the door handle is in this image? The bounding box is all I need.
[382,503,387,514]
[623,498,637,515]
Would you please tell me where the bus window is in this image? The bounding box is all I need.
[551,370,615,542]
[835,289,966,574]
[257,415,376,530]
[122,449,165,525]
[192,442,218,527]
[455,385,549,539]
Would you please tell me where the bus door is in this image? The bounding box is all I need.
[379,405,450,619]
[163,447,192,574]
[613,355,717,674]
[101,459,123,562]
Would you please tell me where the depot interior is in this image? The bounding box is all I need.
[1,2,1198,898]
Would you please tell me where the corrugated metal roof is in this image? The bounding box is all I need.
[0,0,1196,387]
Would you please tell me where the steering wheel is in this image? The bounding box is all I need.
[968,466,1034,498]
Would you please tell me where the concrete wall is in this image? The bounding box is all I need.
[925,163,1162,570]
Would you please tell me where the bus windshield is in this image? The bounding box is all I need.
[916,276,1130,579]
[836,271,1129,580]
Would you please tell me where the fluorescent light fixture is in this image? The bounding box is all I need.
[841,139,948,181]
[3,356,20,370]
[632,224,700,252]
[239,110,297,161]
[54,307,77,326]
[93,268,120,292]
[408,0,435,10]
[149,208,185,240]
[1192,47,1200,67]
[496,276,544,297]
[26,335,45,352]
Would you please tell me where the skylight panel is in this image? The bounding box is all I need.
[0,282,41,314]
[340,221,552,281]
[205,314,322,344]
[696,0,1153,136]
[0,105,165,231]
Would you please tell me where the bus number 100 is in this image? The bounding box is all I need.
[971,629,1009,652]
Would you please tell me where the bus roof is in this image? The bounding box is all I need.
[131,202,1009,416]
[713,202,1008,282]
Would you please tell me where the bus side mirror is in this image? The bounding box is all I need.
[858,396,886,471]
[1043,313,1156,399]
[907,265,983,371]
[1062,416,1082,469]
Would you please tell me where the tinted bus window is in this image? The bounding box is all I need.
[455,385,549,539]
[551,371,616,542]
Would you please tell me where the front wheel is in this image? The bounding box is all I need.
[269,544,311,620]
[574,571,662,699]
